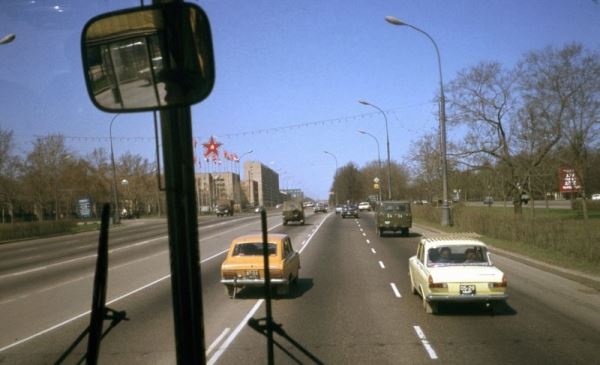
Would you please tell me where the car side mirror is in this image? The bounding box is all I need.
[81,3,215,112]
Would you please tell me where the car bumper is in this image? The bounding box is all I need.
[426,294,508,302]
[221,278,289,286]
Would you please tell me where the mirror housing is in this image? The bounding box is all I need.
[81,3,215,112]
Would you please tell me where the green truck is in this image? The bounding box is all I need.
[376,200,412,237]
[282,200,305,225]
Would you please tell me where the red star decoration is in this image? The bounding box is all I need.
[202,136,222,159]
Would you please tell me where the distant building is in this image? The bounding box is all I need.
[244,161,280,207]
[241,180,259,208]
[195,172,241,212]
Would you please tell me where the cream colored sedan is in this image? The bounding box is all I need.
[408,234,508,314]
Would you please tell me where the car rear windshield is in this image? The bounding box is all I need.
[427,245,490,266]
[232,242,277,256]
[382,204,409,213]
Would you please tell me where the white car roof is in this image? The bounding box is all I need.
[421,233,487,248]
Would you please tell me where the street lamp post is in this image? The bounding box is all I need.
[109,114,121,224]
[323,150,338,206]
[237,149,253,175]
[358,129,383,202]
[385,16,452,226]
[358,100,392,200]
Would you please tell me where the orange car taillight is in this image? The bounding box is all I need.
[222,271,236,280]
[490,275,508,288]
[428,275,447,289]
[269,269,283,279]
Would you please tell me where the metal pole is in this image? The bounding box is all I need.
[384,17,451,225]
[359,101,392,199]
[358,130,383,202]
[323,151,338,206]
[109,114,121,224]
[155,1,206,362]
[260,209,274,364]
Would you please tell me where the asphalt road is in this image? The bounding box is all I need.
[0,211,598,364]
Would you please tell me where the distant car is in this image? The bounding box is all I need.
[358,202,371,211]
[376,201,412,236]
[483,196,494,206]
[313,203,328,213]
[592,194,600,201]
[408,234,508,314]
[282,200,305,225]
[215,200,234,217]
[254,206,262,213]
[220,233,300,298]
[341,204,359,218]
[335,205,343,215]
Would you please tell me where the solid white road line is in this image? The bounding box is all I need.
[0,222,282,353]
[390,283,402,298]
[207,300,264,365]
[206,327,230,355]
[1,218,266,280]
[378,261,385,269]
[413,325,438,360]
[207,213,332,365]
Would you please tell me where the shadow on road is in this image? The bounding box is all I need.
[231,278,314,300]
[247,316,324,365]
[435,301,517,316]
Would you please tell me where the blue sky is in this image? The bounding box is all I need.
[1,0,599,199]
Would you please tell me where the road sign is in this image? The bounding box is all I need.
[373,177,380,184]
[78,197,92,218]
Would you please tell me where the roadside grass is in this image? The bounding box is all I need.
[413,204,600,277]
[0,220,100,243]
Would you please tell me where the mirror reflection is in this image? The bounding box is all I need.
[82,4,214,112]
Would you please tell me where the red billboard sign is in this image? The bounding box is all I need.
[559,167,581,193]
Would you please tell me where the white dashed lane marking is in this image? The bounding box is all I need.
[366,239,370,244]
[413,325,438,359]
[378,261,385,269]
[371,248,376,254]
[390,283,402,298]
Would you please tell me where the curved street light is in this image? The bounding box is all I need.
[323,150,338,206]
[358,100,392,199]
[358,129,383,202]
[109,113,121,224]
[0,33,16,45]
[385,16,451,226]
[237,149,253,175]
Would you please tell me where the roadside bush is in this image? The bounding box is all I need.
[0,220,78,242]
[412,205,600,264]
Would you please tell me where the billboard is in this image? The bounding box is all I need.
[559,167,581,193]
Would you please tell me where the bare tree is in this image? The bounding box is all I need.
[446,44,590,214]
[0,129,20,223]
[22,135,73,220]
[554,44,600,219]
[410,133,442,202]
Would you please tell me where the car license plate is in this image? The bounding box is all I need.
[459,284,476,295]
[245,270,259,279]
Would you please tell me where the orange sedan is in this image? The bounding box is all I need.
[220,233,300,298]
